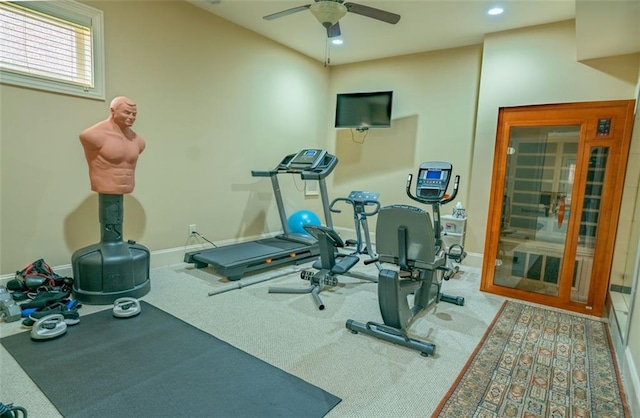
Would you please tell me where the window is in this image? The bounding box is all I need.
[0,1,104,100]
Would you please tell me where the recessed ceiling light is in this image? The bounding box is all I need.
[331,39,343,45]
[488,7,504,15]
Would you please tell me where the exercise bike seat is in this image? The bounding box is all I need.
[375,205,445,271]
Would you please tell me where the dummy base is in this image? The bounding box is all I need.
[72,240,150,305]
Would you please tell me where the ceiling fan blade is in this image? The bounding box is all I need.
[263,5,311,20]
[327,22,341,38]
[344,2,400,24]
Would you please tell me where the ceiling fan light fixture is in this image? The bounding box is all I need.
[309,1,347,27]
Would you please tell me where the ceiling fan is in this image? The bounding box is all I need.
[263,0,401,38]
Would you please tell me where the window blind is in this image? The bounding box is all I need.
[0,2,93,88]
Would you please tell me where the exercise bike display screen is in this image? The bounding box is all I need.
[416,165,451,200]
[424,170,442,179]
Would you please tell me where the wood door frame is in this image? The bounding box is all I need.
[480,100,636,317]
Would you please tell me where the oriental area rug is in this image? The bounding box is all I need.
[433,300,628,417]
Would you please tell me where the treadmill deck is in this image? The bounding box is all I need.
[185,237,319,280]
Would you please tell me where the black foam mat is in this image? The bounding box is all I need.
[1,301,340,418]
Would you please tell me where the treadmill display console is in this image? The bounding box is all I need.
[416,162,452,200]
[287,149,327,171]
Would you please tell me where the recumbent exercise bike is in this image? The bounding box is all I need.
[346,162,466,357]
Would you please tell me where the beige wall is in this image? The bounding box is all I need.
[0,1,330,274]
[623,75,640,412]
[612,75,640,291]
[627,240,640,414]
[467,20,640,255]
[324,45,482,228]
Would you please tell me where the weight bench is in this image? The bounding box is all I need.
[269,224,361,310]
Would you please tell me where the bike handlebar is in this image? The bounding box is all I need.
[442,175,460,205]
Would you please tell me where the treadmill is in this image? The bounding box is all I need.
[184,149,338,281]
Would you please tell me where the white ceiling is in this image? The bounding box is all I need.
[188,0,640,65]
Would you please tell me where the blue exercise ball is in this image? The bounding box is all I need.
[288,210,321,236]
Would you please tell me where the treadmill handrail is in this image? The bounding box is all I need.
[251,169,276,177]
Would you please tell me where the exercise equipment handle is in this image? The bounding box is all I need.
[406,174,414,198]
[329,197,349,213]
[363,257,380,265]
[406,174,421,203]
[330,197,381,217]
[441,175,460,205]
[359,200,381,217]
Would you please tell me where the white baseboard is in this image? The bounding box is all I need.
[461,252,483,268]
[624,347,640,417]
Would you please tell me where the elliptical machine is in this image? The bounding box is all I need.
[332,191,383,271]
[345,162,465,356]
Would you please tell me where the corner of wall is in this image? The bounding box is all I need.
[624,347,640,417]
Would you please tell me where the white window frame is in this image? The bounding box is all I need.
[0,1,105,100]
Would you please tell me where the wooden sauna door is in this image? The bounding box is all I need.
[480,100,635,317]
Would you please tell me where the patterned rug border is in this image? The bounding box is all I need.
[431,299,630,417]
[431,300,510,416]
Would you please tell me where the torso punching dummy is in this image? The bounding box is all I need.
[72,96,151,305]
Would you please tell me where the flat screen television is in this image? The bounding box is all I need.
[335,91,393,129]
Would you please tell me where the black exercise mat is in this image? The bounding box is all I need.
[1,301,341,418]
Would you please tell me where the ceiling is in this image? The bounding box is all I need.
[188,0,640,66]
